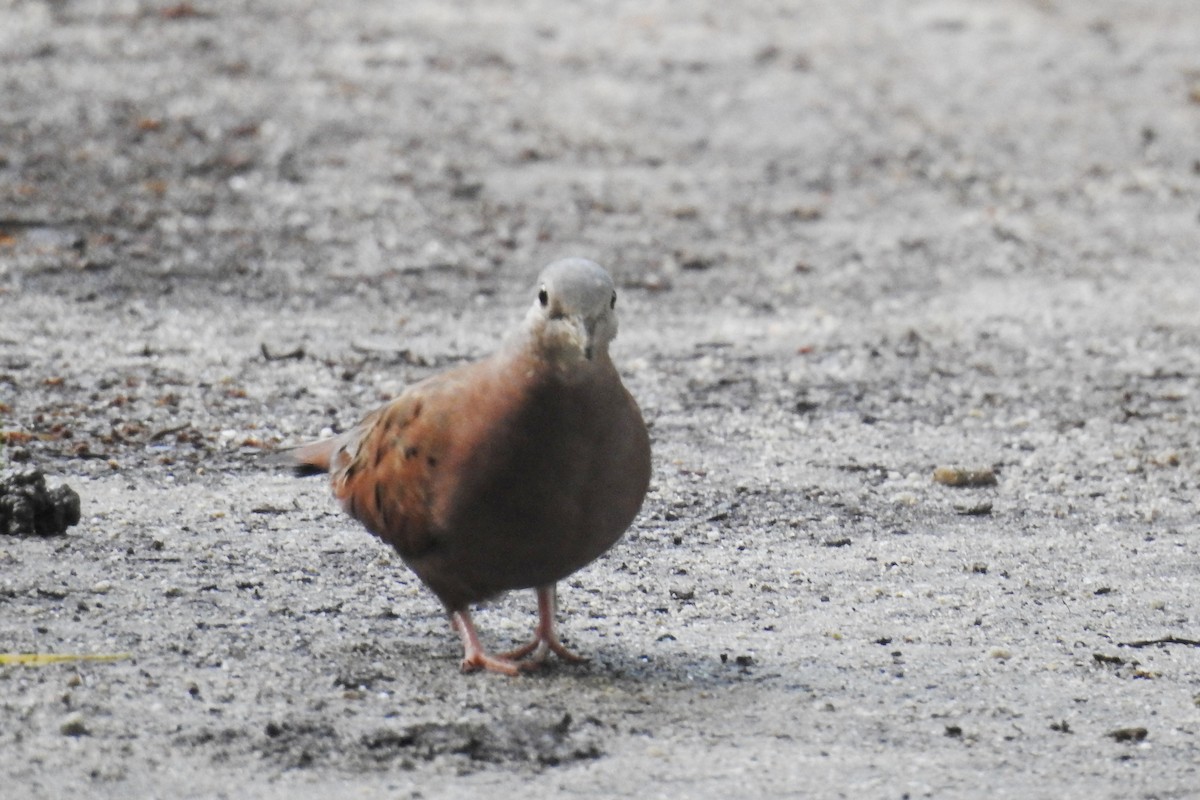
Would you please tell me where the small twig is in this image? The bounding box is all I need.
[149,423,192,442]
[349,341,430,366]
[72,451,112,461]
[1117,636,1200,649]
[0,218,86,230]
[260,343,306,361]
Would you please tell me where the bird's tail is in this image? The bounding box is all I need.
[264,438,340,477]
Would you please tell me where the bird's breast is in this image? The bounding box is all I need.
[421,361,649,598]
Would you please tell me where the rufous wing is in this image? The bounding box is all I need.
[328,392,444,562]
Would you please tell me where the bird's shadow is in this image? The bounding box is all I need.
[347,610,800,693]
[492,643,782,692]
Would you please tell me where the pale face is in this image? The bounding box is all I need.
[526,258,619,363]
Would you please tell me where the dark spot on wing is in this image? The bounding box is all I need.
[373,439,392,467]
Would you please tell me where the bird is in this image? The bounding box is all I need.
[278,258,651,675]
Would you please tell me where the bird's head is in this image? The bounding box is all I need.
[524,258,619,367]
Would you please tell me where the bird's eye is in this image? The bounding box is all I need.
[610,292,617,309]
[538,288,548,307]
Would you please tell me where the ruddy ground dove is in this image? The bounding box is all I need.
[280,259,651,675]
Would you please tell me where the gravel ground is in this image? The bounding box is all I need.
[2,1,1200,797]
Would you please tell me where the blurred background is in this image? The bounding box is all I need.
[4,0,1197,306]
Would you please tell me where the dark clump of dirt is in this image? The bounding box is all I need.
[0,468,82,536]
[358,715,603,769]
[255,721,341,770]
[250,715,602,772]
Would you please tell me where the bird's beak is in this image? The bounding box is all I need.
[582,318,598,361]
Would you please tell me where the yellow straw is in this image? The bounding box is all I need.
[0,653,132,666]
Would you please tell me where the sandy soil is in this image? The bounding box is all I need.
[2,1,1200,797]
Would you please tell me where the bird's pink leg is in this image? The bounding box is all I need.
[500,585,588,664]
[451,609,524,676]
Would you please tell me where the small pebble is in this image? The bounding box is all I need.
[60,713,90,737]
[933,466,998,487]
[1108,727,1148,743]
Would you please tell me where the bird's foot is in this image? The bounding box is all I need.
[500,633,588,665]
[497,585,589,667]
[459,650,527,676]
[453,609,540,676]
[450,590,589,676]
